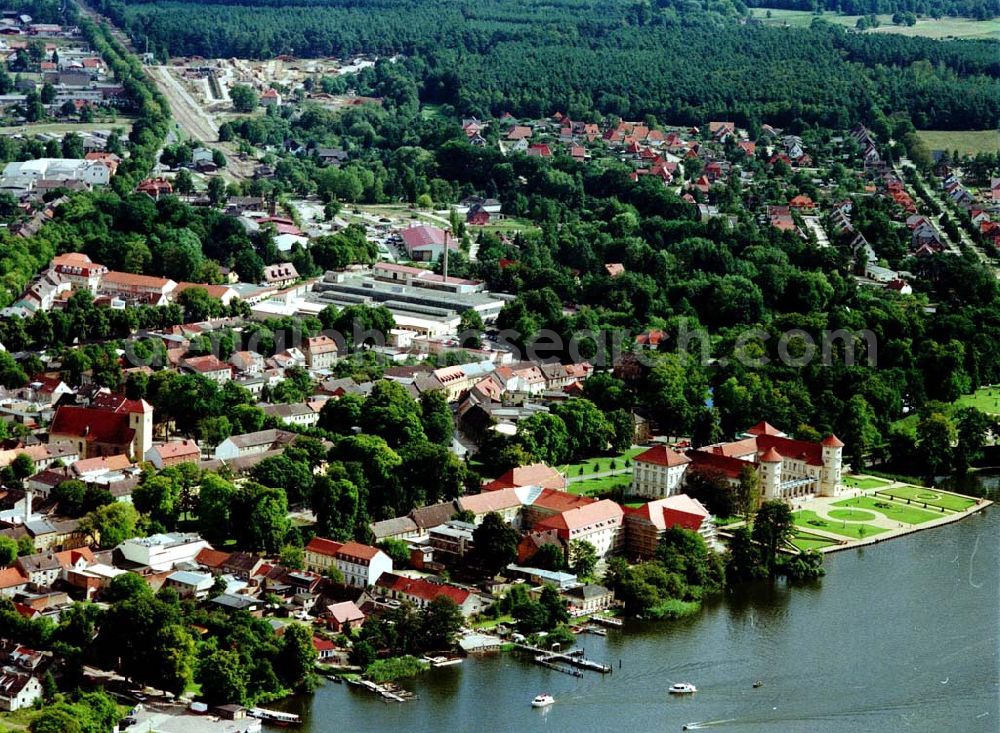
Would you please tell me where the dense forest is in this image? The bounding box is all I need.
[90,0,999,129]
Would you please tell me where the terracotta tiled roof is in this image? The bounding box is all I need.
[535,499,623,532]
[634,445,691,468]
[337,541,382,562]
[49,406,134,446]
[484,463,565,491]
[304,537,344,558]
[375,572,471,605]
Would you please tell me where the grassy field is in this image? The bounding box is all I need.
[877,486,977,512]
[843,476,891,490]
[954,385,1000,415]
[750,9,1000,39]
[827,508,878,522]
[567,474,631,496]
[0,708,38,731]
[790,529,840,552]
[833,495,940,524]
[0,120,135,136]
[916,130,1000,156]
[561,447,645,478]
[792,510,890,539]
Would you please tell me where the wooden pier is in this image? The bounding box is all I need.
[516,644,613,674]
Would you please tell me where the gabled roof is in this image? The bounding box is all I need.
[49,406,134,447]
[326,600,365,623]
[304,537,343,558]
[535,499,623,532]
[484,463,565,491]
[337,541,383,562]
[195,547,231,568]
[458,488,525,515]
[530,488,596,514]
[375,572,471,605]
[633,444,691,468]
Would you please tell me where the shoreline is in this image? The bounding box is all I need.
[816,498,993,553]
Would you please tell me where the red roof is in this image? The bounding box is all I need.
[535,499,623,534]
[821,434,844,448]
[305,537,344,558]
[196,548,231,568]
[757,434,823,467]
[337,541,382,562]
[528,489,595,515]
[312,637,336,652]
[376,573,471,605]
[484,463,566,491]
[49,406,134,446]
[746,421,784,436]
[634,444,691,468]
[0,567,27,589]
[625,494,709,532]
[760,447,782,462]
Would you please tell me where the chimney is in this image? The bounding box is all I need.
[442,229,449,283]
[24,489,32,524]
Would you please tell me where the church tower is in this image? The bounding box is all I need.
[819,434,844,496]
[129,399,154,459]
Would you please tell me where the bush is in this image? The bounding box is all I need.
[365,655,429,683]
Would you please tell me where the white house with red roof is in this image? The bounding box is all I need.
[303,537,392,589]
[533,499,624,560]
[372,572,486,616]
[631,444,691,498]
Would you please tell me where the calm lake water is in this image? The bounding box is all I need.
[269,508,998,733]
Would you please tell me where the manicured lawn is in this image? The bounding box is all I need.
[833,495,941,524]
[792,510,890,540]
[843,476,891,489]
[567,475,630,496]
[954,385,1000,415]
[561,447,644,479]
[827,508,878,522]
[472,614,513,630]
[790,530,840,552]
[877,486,977,512]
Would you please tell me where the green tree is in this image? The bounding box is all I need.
[0,536,17,567]
[736,463,760,523]
[420,390,454,445]
[198,649,249,706]
[79,503,141,549]
[751,500,793,576]
[471,512,520,576]
[421,595,463,650]
[378,538,411,567]
[275,623,318,690]
[207,175,228,206]
[917,412,957,477]
[568,539,598,579]
[842,395,879,471]
[230,84,259,112]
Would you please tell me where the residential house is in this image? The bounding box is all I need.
[303,537,392,589]
[261,262,299,288]
[99,271,176,305]
[372,573,486,617]
[303,335,339,369]
[182,355,233,385]
[213,429,297,461]
[532,499,625,560]
[324,601,365,633]
[261,402,318,428]
[145,439,201,469]
[0,673,42,711]
[562,584,615,616]
[165,570,214,599]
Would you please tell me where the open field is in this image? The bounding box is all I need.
[790,529,840,552]
[561,448,644,478]
[567,475,631,496]
[843,476,891,490]
[876,486,977,512]
[0,120,135,136]
[916,130,1000,155]
[833,495,940,524]
[750,9,1000,39]
[954,385,1000,415]
[792,510,890,539]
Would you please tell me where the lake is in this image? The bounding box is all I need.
[268,508,998,733]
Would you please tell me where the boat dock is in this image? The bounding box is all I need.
[247,708,301,725]
[356,679,415,702]
[516,644,613,674]
[590,615,623,628]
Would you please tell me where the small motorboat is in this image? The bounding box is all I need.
[753,680,764,688]
[531,693,555,708]
[669,683,697,694]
